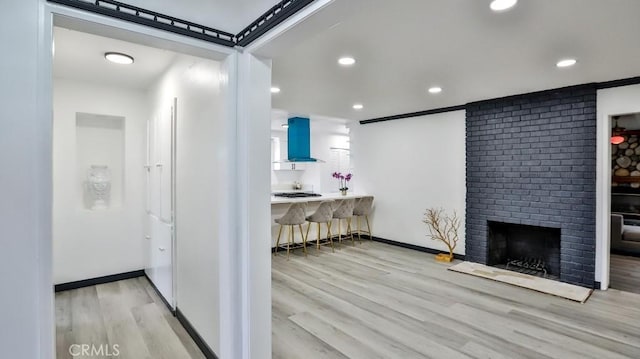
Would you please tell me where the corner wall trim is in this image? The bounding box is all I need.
[596,76,640,90]
[370,236,465,260]
[143,273,175,314]
[360,105,466,124]
[176,308,219,359]
[54,269,144,292]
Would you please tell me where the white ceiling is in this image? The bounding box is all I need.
[270,0,640,121]
[53,27,177,90]
[117,0,282,34]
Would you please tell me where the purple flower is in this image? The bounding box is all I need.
[345,173,352,181]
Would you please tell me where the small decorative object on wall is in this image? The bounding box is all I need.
[423,208,460,262]
[86,165,111,210]
[332,172,352,195]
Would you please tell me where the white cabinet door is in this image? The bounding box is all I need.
[145,98,176,309]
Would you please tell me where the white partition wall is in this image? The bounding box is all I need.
[350,111,467,254]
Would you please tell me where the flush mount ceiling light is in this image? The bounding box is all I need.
[490,0,517,11]
[556,58,577,68]
[428,86,443,94]
[104,52,134,65]
[338,57,356,66]
[352,103,363,110]
[271,86,281,94]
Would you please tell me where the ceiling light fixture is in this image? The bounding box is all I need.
[104,52,134,65]
[270,86,281,94]
[338,57,356,66]
[353,103,363,110]
[556,58,577,68]
[428,86,443,94]
[490,0,517,11]
[281,124,289,129]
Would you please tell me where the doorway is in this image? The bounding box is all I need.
[51,16,232,357]
[609,113,640,294]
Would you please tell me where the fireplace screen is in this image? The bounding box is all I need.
[487,221,561,279]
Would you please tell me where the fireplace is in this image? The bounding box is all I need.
[487,221,561,279]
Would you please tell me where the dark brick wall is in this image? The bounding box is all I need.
[465,85,597,288]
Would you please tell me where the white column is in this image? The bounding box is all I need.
[0,0,54,358]
[236,52,273,359]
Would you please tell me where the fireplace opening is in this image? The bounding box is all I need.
[487,221,561,280]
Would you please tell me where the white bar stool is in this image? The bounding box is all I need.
[305,201,336,252]
[352,196,374,241]
[274,202,308,258]
[332,198,356,246]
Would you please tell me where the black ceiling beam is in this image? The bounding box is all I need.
[48,0,316,48]
[236,0,315,47]
[48,0,237,47]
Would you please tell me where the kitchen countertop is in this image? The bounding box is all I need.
[271,192,368,204]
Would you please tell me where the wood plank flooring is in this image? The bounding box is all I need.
[610,254,640,294]
[273,241,640,359]
[55,277,204,359]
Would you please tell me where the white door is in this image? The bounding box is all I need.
[145,98,176,307]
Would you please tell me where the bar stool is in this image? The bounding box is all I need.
[332,198,356,245]
[352,196,374,241]
[305,201,336,252]
[274,202,307,259]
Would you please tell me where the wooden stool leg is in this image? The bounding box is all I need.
[357,216,362,243]
[365,215,372,239]
[347,218,355,245]
[338,219,342,243]
[299,224,307,257]
[286,225,292,259]
[275,225,283,256]
[305,223,311,251]
[327,221,335,252]
[317,222,321,250]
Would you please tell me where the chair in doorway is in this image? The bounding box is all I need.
[332,198,356,246]
[305,201,336,252]
[274,202,308,259]
[352,196,374,241]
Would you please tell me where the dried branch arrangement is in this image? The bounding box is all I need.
[423,208,460,262]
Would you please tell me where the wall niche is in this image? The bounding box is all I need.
[76,112,125,209]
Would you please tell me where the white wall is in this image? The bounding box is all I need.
[0,0,54,357]
[350,110,466,254]
[52,78,147,284]
[596,84,640,289]
[149,54,225,354]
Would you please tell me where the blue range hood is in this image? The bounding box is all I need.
[287,117,319,162]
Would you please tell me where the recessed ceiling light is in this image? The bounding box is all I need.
[353,103,363,110]
[104,52,134,65]
[281,124,289,129]
[490,0,518,12]
[428,86,443,94]
[271,86,281,94]
[338,57,356,66]
[556,58,577,68]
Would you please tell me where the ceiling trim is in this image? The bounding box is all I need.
[48,0,316,48]
[360,76,640,125]
[236,0,315,47]
[48,0,237,47]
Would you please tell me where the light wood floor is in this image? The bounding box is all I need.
[272,241,640,359]
[610,254,640,294]
[55,277,204,359]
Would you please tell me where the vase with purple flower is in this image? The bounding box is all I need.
[332,172,352,195]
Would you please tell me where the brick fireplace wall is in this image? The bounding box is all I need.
[465,85,597,287]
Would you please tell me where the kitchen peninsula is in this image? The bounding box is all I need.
[270,192,370,247]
